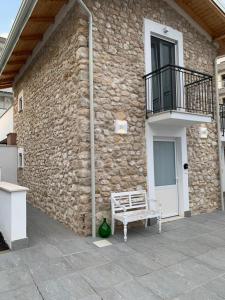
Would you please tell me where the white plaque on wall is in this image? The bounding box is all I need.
[199,126,208,139]
[114,120,128,134]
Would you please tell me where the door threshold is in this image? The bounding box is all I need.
[162,216,184,223]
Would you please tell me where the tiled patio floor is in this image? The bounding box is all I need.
[1,206,225,299]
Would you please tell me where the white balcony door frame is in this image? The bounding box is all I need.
[144,19,184,111]
[146,124,189,218]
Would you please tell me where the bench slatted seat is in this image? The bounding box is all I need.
[111,190,161,242]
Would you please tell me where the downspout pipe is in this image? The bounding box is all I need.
[215,58,224,211]
[77,0,96,237]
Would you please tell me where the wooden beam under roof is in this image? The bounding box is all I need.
[39,0,68,2]
[13,50,33,56]
[29,16,55,23]
[0,83,13,89]
[0,78,14,83]
[20,34,43,41]
[2,71,18,76]
[214,32,225,41]
[209,0,225,20]
[175,0,215,36]
[8,59,27,65]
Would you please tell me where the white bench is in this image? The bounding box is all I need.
[111,190,161,242]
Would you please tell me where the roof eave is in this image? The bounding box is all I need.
[0,0,38,80]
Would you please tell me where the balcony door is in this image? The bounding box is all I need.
[151,36,175,112]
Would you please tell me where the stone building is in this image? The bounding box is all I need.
[0,0,225,236]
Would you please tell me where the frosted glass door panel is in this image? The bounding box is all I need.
[154,141,176,186]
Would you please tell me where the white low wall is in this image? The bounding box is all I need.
[0,106,13,142]
[0,182,28,250]
[0,146,17,184]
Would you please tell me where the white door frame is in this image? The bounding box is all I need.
[146,124,189,217]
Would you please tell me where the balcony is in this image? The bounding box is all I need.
[143,65,214,127]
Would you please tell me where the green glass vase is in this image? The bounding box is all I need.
[98,218,111,238]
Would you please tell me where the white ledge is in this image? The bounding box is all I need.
[147,110,212,127]
[0,181,29,193]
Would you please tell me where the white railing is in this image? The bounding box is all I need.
[0,106,13,142]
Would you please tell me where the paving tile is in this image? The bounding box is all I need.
[114,279,162,300]
[38,272,98,300]
[29,256,74,283]
[190,233,225,249]
[168,258,221,286]
[81,295,101,300]
[0,284,42,300]
[2,205,225,299]
[173,286,224,300]
[160,223,209,242]
[190,219,225,231]
[126,235,166,254]
[203,277,225,299]
[115,252,161,276]
[96,242,135,260]
[0,251,24,272]
[210,229,225,242]
[97,288,124,300]
[160,237,213,258]
[143,246,189,267]
[196,247,225,272]
[0,266,33,294]
[137,268,194,299]
[55,237,95,255]
[161,219,192,232]
[17,243,63,265]
[65,250,111,271]
[81,263,133,291]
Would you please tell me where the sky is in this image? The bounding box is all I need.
[0,1,21,38]
[214,0,225,10]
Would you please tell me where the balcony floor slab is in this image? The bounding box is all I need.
[147,110,212,127]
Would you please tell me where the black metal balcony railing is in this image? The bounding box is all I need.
[143,64,214,118]
[220,104,225,136]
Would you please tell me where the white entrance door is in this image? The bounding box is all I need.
[153,140,179,218]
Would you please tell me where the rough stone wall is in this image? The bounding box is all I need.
[85,0,220,222]
[14,7,91,235]
[14,0,221,236]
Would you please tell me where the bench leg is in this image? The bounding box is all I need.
[157,216,162,233]
[111,218,115,235]
[123,222,128,242]
[145,219,148,229]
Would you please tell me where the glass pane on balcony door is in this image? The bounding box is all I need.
[151,38,161,112]
[151,37,175,112]
[160,41,175,110]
